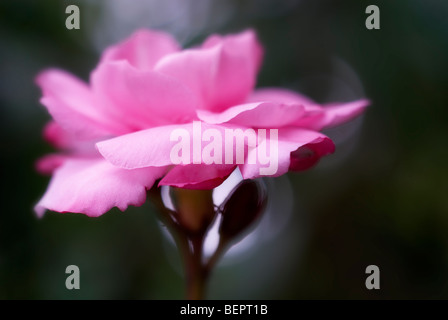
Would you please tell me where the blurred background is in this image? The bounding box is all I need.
[1,0,447,299]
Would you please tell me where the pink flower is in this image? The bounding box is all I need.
[35,29,368,217]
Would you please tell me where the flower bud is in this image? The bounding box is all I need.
[219,179,267,241]
[170,188,216,235]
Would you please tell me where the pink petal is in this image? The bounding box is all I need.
[239,128,334,179]
[197,101,305,128]
[43,121,74,149]
[289,137,335,171]
[313,99,370,130]
[200,29,263,71]
[36,69,122,139]
[247,88,318,110]
[247,88,369,130]
[159,164,236,189]
[155,30,262,112]
[100,29,180,71]
[42,121,102,156]
[91,61,200,130]
[97,122,236,169]
[35,158,166,217]
[35,154,70,175]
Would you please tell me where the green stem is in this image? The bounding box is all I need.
[149,187,228,300]
[205,238,228,274]
[186,236,207,300]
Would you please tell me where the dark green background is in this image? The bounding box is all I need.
[1,0,447,299]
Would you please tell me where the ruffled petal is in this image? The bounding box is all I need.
[91,61,200,130]
[312,99,370,130]
[289,137,335,171]
[247,88,317,110]
[200,29,263,70]
[42,121,98,156]
[35,154,70,175]
[100,29,180,70]
[97,122,238,169]
[36,69,124,139]
[35,158,166,217]
[197,101,304,128]
[239,128,334,179]
[159,164,236,189]
[155,30,262,112]
[247,88,369,130]
[43,121,75,149]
